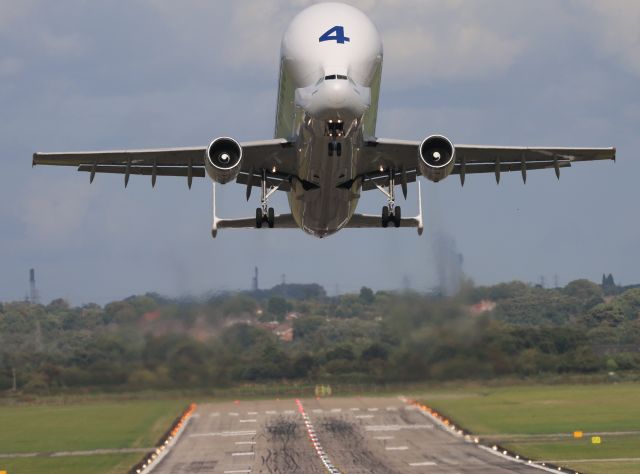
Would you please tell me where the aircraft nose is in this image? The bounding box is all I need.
[295,79,371,120]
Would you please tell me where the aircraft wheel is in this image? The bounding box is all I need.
[268,207,275,228]
[328,142,334,157]
[256,208,263,229]
[336,142,342,157]
[381,206,389,228]
[394,206,401,228]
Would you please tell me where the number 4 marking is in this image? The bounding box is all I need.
[319,26,350,44]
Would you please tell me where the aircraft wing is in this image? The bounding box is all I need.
[32,139,297,187]
[358,138,616,186]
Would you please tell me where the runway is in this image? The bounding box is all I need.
[151,396,545,473]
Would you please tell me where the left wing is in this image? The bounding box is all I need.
[33,139,297,188]
[358,139,615,187]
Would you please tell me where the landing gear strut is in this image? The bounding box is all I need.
[255,169,277,228]
[375,169,402,228]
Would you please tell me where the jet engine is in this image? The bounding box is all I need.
[205,137,243,184]
[418,135,456,182]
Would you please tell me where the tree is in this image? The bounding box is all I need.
[359,287,375,304]
[267,296,291,320]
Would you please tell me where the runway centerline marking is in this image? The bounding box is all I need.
[232,452,254,457]
[312,409,323,413]
[386,446,409,451]
[229,412,239,416]
[239,419,257,423]
[374,436,394,440]
[265,410,277,415]
[235,441,256,445]
[409,461,437,466]
[356,415,374,419]
[367,408,379,412]
[223,470,252,473]
[331,408,342,412]
[350,408,360,411]
[247,411,258,415]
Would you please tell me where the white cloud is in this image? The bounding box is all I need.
[578,0,640,76]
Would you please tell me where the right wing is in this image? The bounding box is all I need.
[33,139,297,188]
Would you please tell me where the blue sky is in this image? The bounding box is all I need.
[1,0,638,304]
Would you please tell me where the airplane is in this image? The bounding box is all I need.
[33,2,615,239]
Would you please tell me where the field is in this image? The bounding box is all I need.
[421,383,640,474]
[0,399,186,474]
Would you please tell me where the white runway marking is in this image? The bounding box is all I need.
[235,441,256,445]
[232,452,254,456]
[350,408,360,411]
[210,412,220,417]
[247,411,258,415]
[386,446,409,451]
[331,408,342,413]
[239,419,257,423]
[386,407,398,411]
[189,431,256,438]
[229,412,239,416]
[265,410,277,415]
[367,408,379,412]
[356,415,374,419]
[283,410,295,415]
[374,436,394,440]
[366,424,433,432]
[223,470,251,473]
[312,409,323,413]
[409,461,437,466]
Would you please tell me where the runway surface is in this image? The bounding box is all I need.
[152,396,544,473]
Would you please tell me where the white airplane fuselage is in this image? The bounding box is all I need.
[275,3,383,238]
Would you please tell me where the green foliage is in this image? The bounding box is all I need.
[1,278,638,393]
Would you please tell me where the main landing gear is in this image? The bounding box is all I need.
[255,169,277,228]
[375,168,402,228]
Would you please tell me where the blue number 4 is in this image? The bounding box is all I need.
[319,26,350,44]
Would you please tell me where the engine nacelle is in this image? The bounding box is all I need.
[418,135,456,182]
[205,137,243,184]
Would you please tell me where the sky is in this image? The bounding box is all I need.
[0,0,638,304]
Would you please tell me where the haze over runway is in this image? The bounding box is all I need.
[1,1,638,303]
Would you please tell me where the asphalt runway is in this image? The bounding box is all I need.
[151,396,545,474]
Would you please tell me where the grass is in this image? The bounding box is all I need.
[0,453,141,474]
[0,399,186,474]
[421,383,640,474]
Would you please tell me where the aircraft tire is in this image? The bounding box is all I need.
[256,208,263,229]
[268,207,275,228]
[394,206,401,227]
[382,206,389,228]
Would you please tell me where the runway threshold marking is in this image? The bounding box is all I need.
[367,408,379,412]
[350,408,360,411]
[265,410,277,415]
[235,441,256,445]
[356,415,374,419]
[239,419,257,423]
[386,446,409,451]
[247,411,258,415]
[409,461,437,466]
[374,436,394,440]
[232,452,254,457]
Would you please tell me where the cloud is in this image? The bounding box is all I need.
[578,0,640,76]
[21,176,92,247]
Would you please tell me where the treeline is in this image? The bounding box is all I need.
[0,280,639,393]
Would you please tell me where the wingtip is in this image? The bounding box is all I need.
[32,152,37,167]
[612,147,617,162]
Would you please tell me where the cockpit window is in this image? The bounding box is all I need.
[324,75,349,81]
